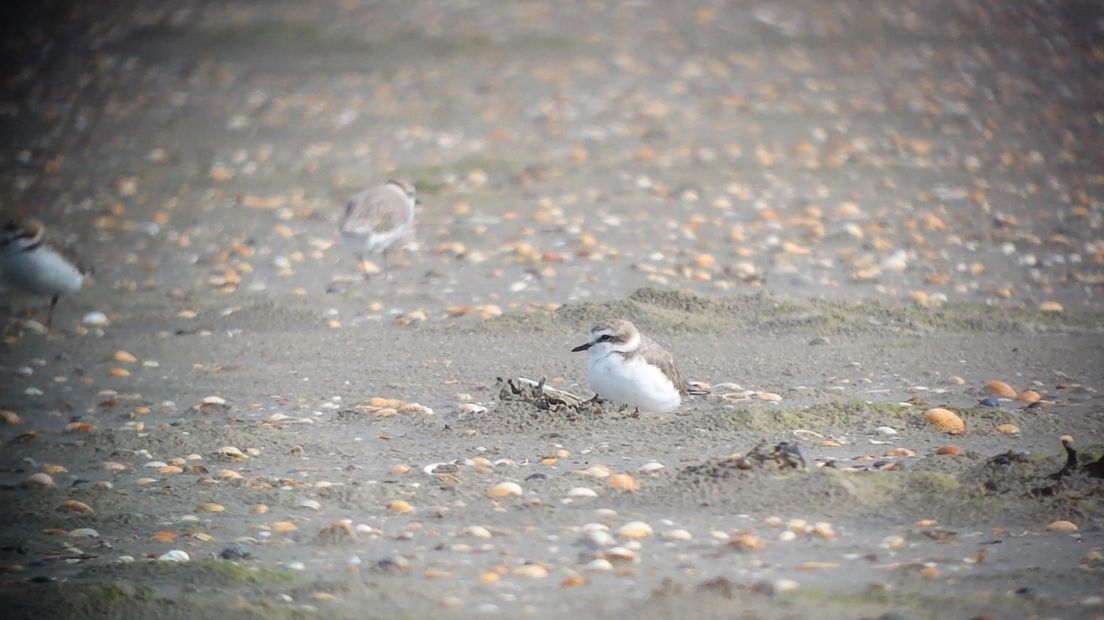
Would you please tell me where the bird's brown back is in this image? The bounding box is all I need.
[341,186,412,234]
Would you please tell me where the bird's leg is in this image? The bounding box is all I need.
[382,250,391,280]
[358,254,372,281]
[46,295,58,328]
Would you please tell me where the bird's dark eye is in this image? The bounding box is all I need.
[598,334,613,342]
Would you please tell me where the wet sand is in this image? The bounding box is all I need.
[1,1,1103,618]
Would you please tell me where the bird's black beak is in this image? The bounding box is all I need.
[571,342,591,352]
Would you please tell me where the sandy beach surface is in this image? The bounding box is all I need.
[1,1,1103,618]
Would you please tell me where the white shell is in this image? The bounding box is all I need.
[157,550,190,562]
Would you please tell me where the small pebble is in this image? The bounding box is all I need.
[158,550,190,562]
[512,564,550,579]
[811,522,836,540]
[616,521,653,540]
[775,579,800,593]
[985,381,1017,398]
[691,253,716,269]
[923,408,965,434]
[68,528,100,538]
[463,526,493,539]
[607,473,639,492]
[22,473,55,489]
[603,546,639,563]
[1017,390,1041,404]
[580,529,616,548]
[298,499,322,511]
[215,446,245,460]
[113,351,139,363]
[377,555,410,572]
[575,465,611,478]
[57,500,94,513]
[797,561,837,571]
[82,311,109,326]
[456,403,487,416]
[583,558,613,572]
[1044,520,1078,533]
[220,544,251,560]
[486,482,523,498]
[387,500,414,514]
[561,575,587,588]
[730,531,766,551]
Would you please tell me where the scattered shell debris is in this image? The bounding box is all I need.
[0,2,1100,618]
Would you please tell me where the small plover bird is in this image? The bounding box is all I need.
[338,179,416,278]
[572,319,707,413]
[0,219,86,326]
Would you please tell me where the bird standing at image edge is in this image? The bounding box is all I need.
[0,219,87,327]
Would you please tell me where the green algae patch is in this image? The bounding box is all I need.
[90,581,151,604]
[473,287,1104,336]
[899,447,1104,524]
[77,559,300,588]
[815,468,910,507]
[901,470,961,494]
[2,581,323,620]
[397,155,519,195]
[798,401,915,424]
[190,559,300,585]
[700,401,915,433]
[955,406,1027,427]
